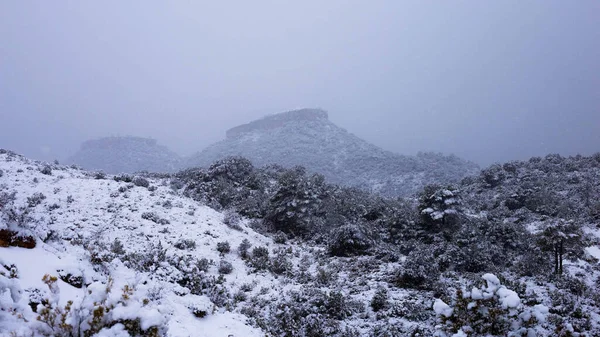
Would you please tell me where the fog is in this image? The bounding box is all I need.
[1,1,598,166]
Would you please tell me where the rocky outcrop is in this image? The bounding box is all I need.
[226,108,328,139]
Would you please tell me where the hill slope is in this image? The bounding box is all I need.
[187,108,479,197]
[2,149,599,336]
[67,136,182,174]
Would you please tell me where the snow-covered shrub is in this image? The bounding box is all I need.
[0,190,16,209]
[434,273,548,337]
[133,176,150,188]
[223,209,243,231]
[264,167,328,237]
[370,286,388,312]
[273,231,287,244]
[238,239,252,259]
[174,238,196,250]
[216,241,230,254]
[196,258,211,273]
[40,165,52,175]
[269,247,293,275]
[113,174,133,183]
[94,171,106,179]
[395,244,441,290]
[35,274,166,336]
[0,259,22,328]
[218,260,233,275]
[418,184,461,234]
[248,246,269,271]
[110,238,126,255]
[124,241,167,272]
[27,192,46,208]
[327,223,372,257]
[141,211,170,225]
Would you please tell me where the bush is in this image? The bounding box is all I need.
[371,286,388,312]
[218,260,233,274]
[269,249,293,275]
[27,192,46,208]
[174,239,196,250]
[249,246,270,271]
[223,210,243,231]
[114,174,133,183]
[141,212,170,225]
[133,176,150,188]
[327,224,372,257]
[216,241,231,254]
[434,273,548,336]
[238,239,252,259]
[40,165,52,175]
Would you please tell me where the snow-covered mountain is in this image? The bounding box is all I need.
[2,149,600,336]
[187,108,480,197]
[67,136,182,174]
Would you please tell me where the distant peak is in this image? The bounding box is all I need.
[80,136,158,150]
[226,108,328,139]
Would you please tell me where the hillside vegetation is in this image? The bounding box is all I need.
[1,149,599,336]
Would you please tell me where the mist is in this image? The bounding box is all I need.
[1,1,598,166]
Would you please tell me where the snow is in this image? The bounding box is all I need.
[586,245,600,261]
[0,153,270,336]
[433,298,453,317]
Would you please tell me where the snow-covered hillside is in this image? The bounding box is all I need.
[0,150,271,336]
[67,137,182,174]
[186,109,480,197]
[2,149,600,337]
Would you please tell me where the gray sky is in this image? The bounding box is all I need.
[1,1,598,166]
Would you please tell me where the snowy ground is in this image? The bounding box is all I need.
[0,152,273,336]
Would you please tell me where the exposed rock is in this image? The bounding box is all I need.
[0,229,36,249]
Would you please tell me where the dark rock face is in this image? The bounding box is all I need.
[0,229,36,249]
[188,108,479,197]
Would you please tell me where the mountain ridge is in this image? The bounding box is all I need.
[188,108,480,197]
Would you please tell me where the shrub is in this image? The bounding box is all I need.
[133,176,150,188]
[216,241,231,254]
[218,260,233,274]
[114,174,133,183]
[94,171,106,179]
[269,249,293,275]
[370,286,388,312]
[27,192,46,208]
[40,165,52,175]
[249,246,270,271]
[238,239,252,259]
[110,238,126,255]
[434,273,548,336]
[141,212,170,225]
[196,258,211,273]
[273,231,287,244]
[327,224,372,257]
[223,210,243,231]
[174,239,196,250]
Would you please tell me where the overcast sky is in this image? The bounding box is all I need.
[1,1,598,166]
